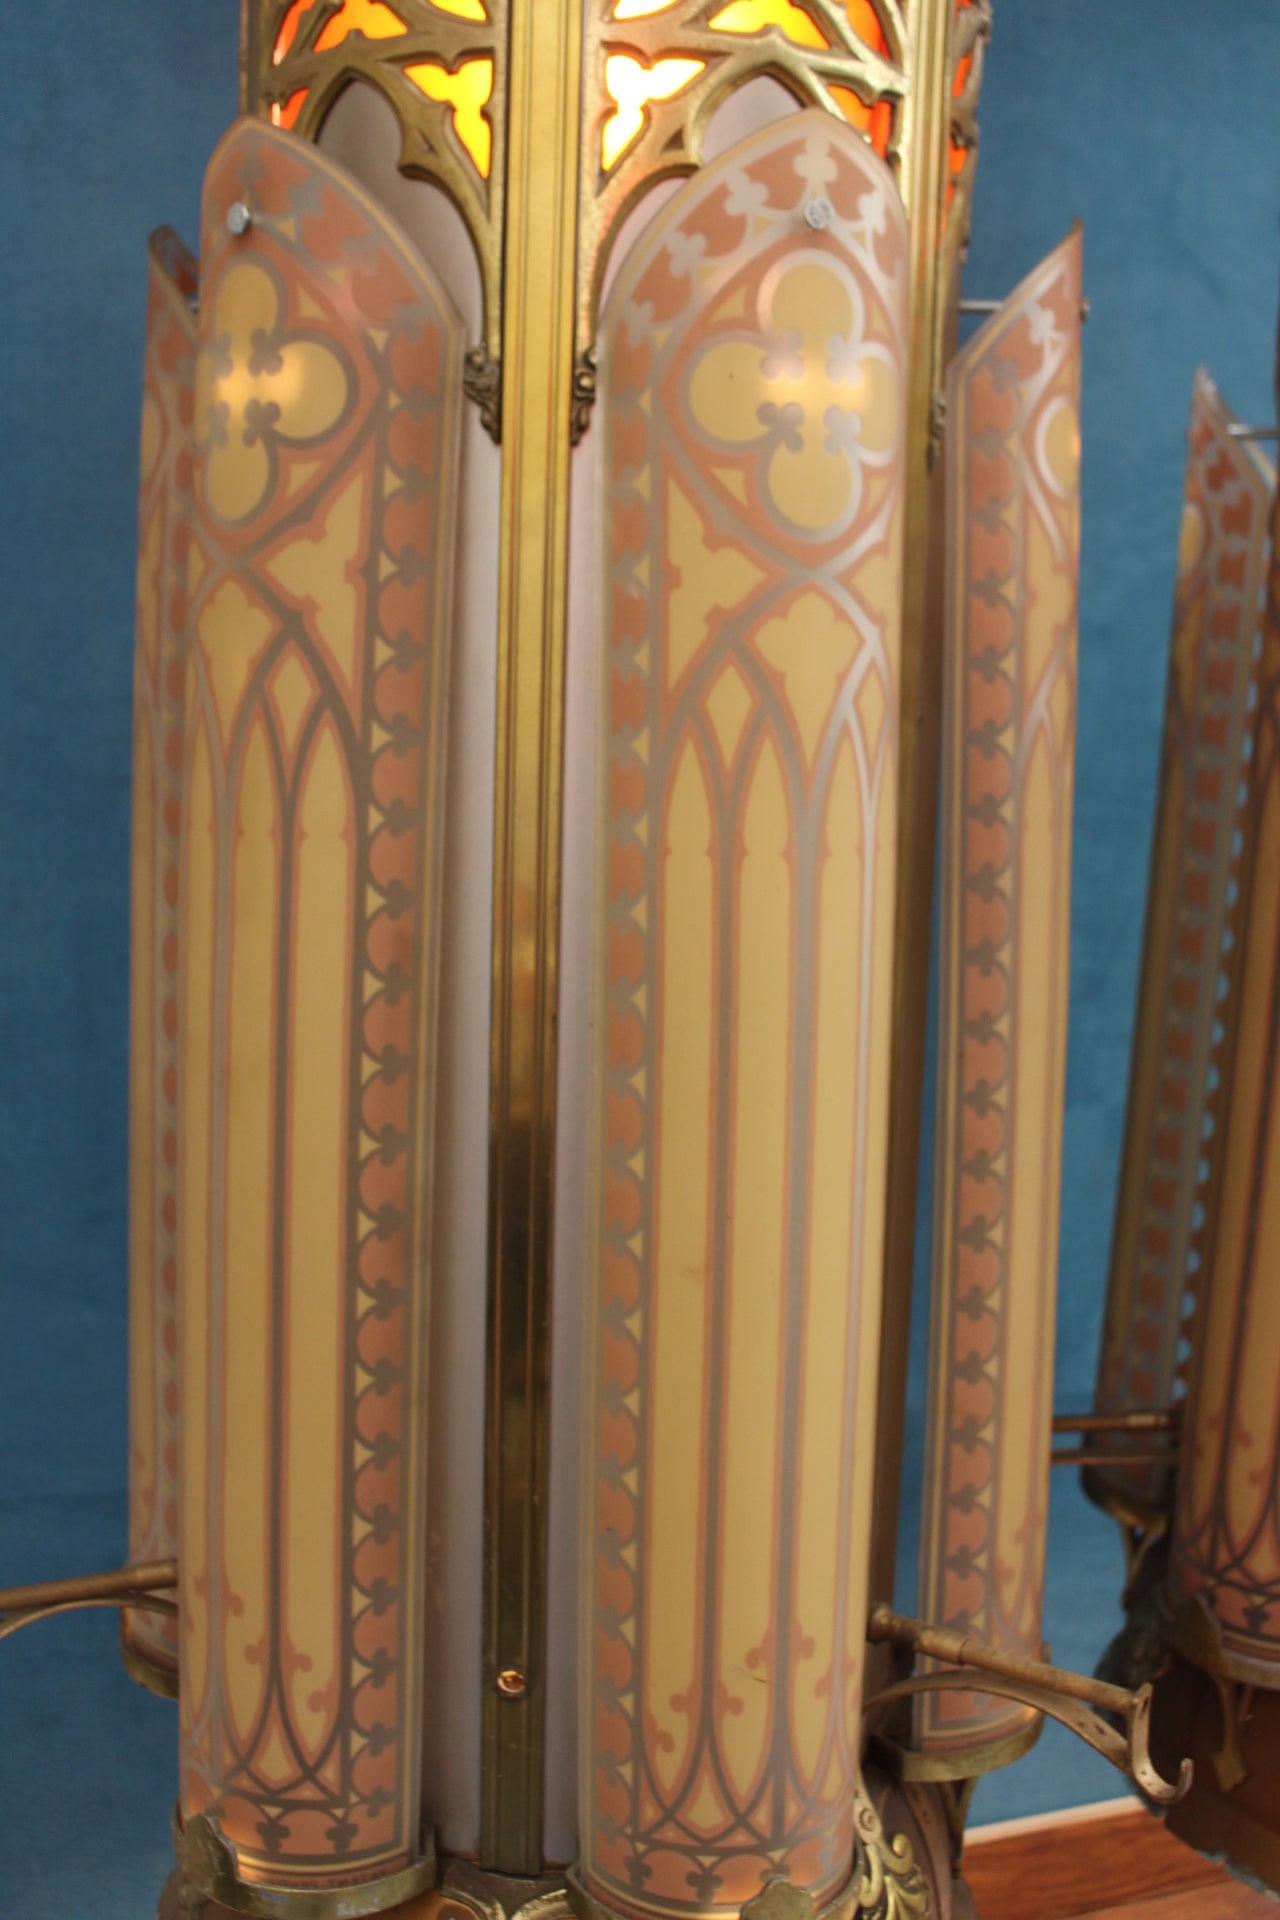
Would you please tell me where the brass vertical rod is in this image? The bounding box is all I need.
[868,0,957,1620]
[239,0,259,115]
[480,0,583,1875]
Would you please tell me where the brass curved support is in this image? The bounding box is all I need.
[0,1558,178,1643]
[0,1594,177,1645]
[866,1604,1192,1805]
[866,1669,1188,1806]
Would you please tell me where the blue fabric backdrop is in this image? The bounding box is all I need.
[2,4,1279,1912]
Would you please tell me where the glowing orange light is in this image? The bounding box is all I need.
[829,83,893,157]
[271,88,310,130]
[601,54,705,170]
[273,0,313,62]
[314,0,408,50]
[707,0,828,47]
[404,57,494,176]
[844,0,889,57]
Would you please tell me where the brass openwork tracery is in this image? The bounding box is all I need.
[243,0,507,362]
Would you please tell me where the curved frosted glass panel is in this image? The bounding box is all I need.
[1169,474,1280,1689]
[319,75,499,1864]
[580,112,906,1920]
[125,227,197,1696]
[176,118,462,1899]
[917,226,1081,1770]
[1089,372,1272,1526]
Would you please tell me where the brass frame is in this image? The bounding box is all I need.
[479,0,583,1874]
[241,1,507,379]
[173,1809,437,1920]
[868,0,992,1628]
[574,0,911,378]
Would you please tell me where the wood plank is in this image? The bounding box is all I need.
[963,1800,1225,1920]
[1085,1884,1277,1920]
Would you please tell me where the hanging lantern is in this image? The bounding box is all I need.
[0,2,1206,1915]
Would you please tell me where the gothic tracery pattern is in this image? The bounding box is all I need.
[177,119,462,1889]
[917,226,1081,1763]
[1091,373,1272,1525]
[1170,468,1280,1686]
[244,0,506,357]
[125,229,198,1693]
[582,114,907,1920]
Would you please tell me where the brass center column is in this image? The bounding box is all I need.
[482,0,584,1874]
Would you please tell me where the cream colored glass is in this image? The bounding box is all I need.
[917,226,1082,1771]
[177,118,462,1897]
[579,111,907,1920]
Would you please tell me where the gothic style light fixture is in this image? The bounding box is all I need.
[1,3,1214,1915]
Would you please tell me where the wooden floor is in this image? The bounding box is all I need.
[963,1797,1277,1920]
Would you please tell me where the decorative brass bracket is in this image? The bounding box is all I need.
[854,1787,933,1920]
[865,1605,1192,1806]
[0,1558,177,1645]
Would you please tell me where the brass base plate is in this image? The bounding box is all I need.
[158,1873,441,1920]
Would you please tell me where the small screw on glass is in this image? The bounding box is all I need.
[226,201,253,237]
[496,1667,528,1699]
[803,197,835,231]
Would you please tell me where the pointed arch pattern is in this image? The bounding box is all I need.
[583,115,906,1920]
[580,0,904,344]
[125,229,199,1690]
[177,120,462,1889]
[1088,374,1273,1528]
[1169,470,1280,1687]
[243,0,506,358]
[916,227,1082,1763]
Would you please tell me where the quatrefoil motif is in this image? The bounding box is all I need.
[194,256,354,527]
[683,251,899,541]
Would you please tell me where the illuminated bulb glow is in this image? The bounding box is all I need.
[404,57,494,176]
[274,0,310,61]
[428,0,487,15]
[315,0,409,50]
[274,0,409,61]
[829,82,893,155]
[845,0,889,56]
[708,0,829,48]
[271,89,309,129]
[601,54,705,169]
